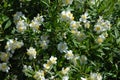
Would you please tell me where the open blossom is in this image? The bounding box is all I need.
[13,11,27,24]
[0,63,10,73]
[84,21,90,28]
[49,56,57,64]
[61,10,74,21]
[27,47,37,59]
[30,14,44,32]
[62,0,73,6]
[79,12,90,23]
[94,16,111,33]
[70,21,80,30]
[43,63,51,70]
[61,67,70,75]
[64,50,74,60]
[14,12,28,33]
[33,14,44,24]
[57,42,68,53]
[5,39,24,53]
[33,70,45,80]
[0,52,11,62]
[16,20,28,33]
[62,75,69,80]
[94,24,103,33]
[43,56,57,70]
[97,33,106,44]
[89,73,102,80]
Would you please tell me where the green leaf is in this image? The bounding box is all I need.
[116,37,120,44]
[41,0,50,7]
[114,27,119,38]
[4,20,11,30]
[2,15,9,22]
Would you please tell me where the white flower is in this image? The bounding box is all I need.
[57,42,68,53]
[49,56,57,64]
[14,40,24,49]
[30,14,44,32]
[97,33,106,44]
[0,63,10,73]
[62,75,69,80]
[34,70,45,80]
[94,24,103,33]
[89,73,102,80]
[50,76,55,79]
[5,39,24,53]
[29,21,40,31]
[23,65,33,71]
[27,47,37,59]
[94,16,111,33]
[34,14,44,24]
[103,32,108,38]
[84,21,90,28]
[13,12,27,24]
[64,50,74,60]
[79,12,90,23]
[61,67,70,75]
[5,39,15,52]
[43,63,51,70]
[61,10,74,21]
[70,29,78,34]
[16,20,28,33]
[22,65,33,73]
[70,21,80,30]
[22,65,33,77]
[62,0,73,6]
[0,52,10,62]
[102,20,111,31]
[43,56,57,70]
[81,77,87,80]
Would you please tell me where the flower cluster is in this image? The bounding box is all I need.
[26,47,37,60]
[14,12,44,33]
[5,39,24,53]
[14,12,28,33]
[81,72,102,80]
[0,63,10,73]
[61,10,74,22]
[43,56,57,70]
[30,14,44,32]
[94,16,111,44]
[33,70,46,80]
[0,0,117,80]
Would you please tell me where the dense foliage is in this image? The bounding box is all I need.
[0,0,120,80]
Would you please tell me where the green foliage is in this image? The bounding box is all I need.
[0,0,120,80]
